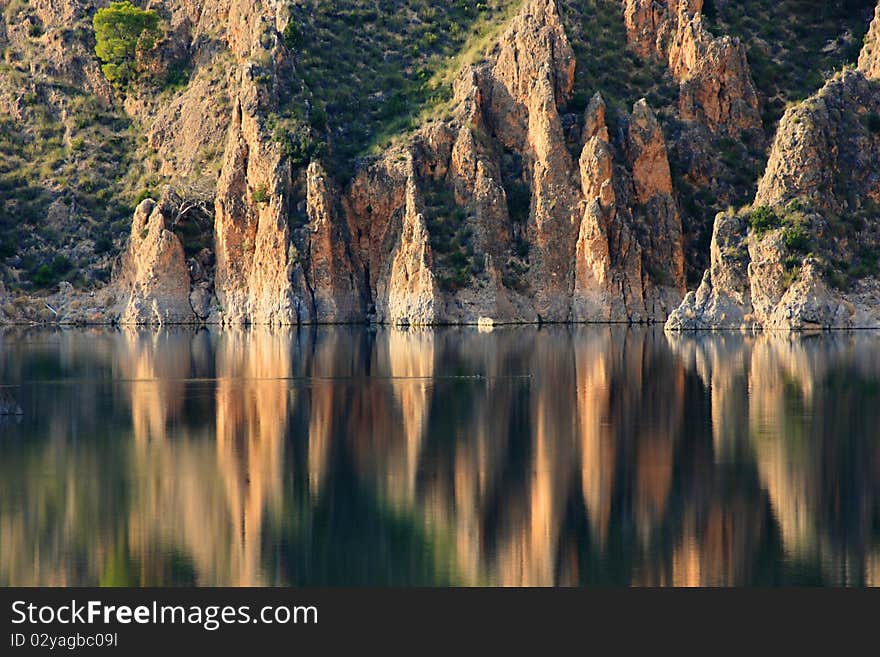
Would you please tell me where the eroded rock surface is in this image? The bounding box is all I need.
[205,0,686,326]
[667,18,880,331]
[114,196,197,325]
[9,0,873,328]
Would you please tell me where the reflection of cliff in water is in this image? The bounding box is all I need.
[668,332,880,586]
[0,327,879,586]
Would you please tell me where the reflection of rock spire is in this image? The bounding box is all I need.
[214,329,289,586]
[670,497,766,586]
[120,328,290,585]
[117,329,189,444]
[631,330,681,543]
[748,337,817,558]
[664,333,753,462]
[495,332,579,586]
[576,329,615,548]
[8,327,880,587]
[383,329,435,504]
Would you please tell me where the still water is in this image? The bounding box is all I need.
[1,326,879,587]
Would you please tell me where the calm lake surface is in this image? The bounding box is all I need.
[1,326,879,586]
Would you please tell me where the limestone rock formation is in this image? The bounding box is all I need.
[667,19,880,331]
[113,197,197,325]
[379,170,440,325]
[4,0,823,327]
[623,0,761,135]
[182,0,684,327]
[492,1,578,320]
[665,211,754,330]
[756,76,880,213]
[326,0,684,325]
[573,94,685,321]
[304,162,364,323]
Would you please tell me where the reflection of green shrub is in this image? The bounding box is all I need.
[866,113,880,135]
[93,1,161,89]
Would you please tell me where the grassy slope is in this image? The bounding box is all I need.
[0,1,153,291]
[561,0,679,115]
[287,0,524,180]
[0,68,136,288]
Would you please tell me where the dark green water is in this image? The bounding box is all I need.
[1,326,879,586]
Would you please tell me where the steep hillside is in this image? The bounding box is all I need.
[0,0,230,303]
[286,0,525,176]
[0,0,135,291]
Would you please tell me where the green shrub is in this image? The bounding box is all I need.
[32,265,54,286]
[827,267,850,290]
[283,19,302,49]
[512,235,528,259]
[252,186,270,204]
[424,179,478,291]
[52,255,72,275]
[782,224,811,253]
[851,247,879,279]
[781,263,801,290]
[826,247,879,290]
[747,205,780,236]
[163,59,191,91]
[94,235,114,254]
[134,188,154,205]
[31,256,71,287]
[505,180,531,224]
[866,112,880,135]
[93,1,161,89]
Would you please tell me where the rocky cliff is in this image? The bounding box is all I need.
[165,0,688,325]
[1,0,877,327]
[861,2,880,80]
[123,0,689,326]
[667,5,880,330]
[113,194,197,325]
